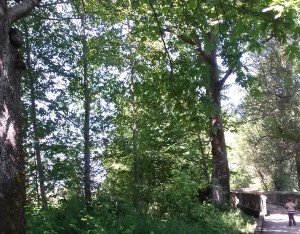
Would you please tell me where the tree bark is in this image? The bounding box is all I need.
[178,30,231,202]
[205,33,230,203]
[0,0,39,232]
[0,19,25,234]
[208,67,230,203]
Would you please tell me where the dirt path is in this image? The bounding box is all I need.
[262,203,300,233]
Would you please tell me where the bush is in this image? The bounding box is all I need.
[26,195,255,234]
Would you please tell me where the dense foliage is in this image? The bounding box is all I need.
[26,195,256,234]
[233,41,300,191]
[0,0,299,232]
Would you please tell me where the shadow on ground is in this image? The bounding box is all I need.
[263,203,300,234]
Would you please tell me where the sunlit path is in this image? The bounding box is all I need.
[262,203,300,233]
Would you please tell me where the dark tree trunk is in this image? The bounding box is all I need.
[206,33,230,203]
[178,30,231,203]
[0,18,25,234]
[0,0,39,232]
[209,104,230,202]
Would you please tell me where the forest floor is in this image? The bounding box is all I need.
[262,203,300,233]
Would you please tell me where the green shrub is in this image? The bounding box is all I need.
[26,195,255,234]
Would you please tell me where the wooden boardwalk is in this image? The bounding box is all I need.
[262,203,300,233]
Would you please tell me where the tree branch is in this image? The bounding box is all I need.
[164,27,215,66]
[8,0,40,25]
[176,33,199,46]
[196,46,214,65]
[219,69,233,88]
[170,31,212,65]
[254,134,270,147]
[148,1,174,78]
[31,15,81,21]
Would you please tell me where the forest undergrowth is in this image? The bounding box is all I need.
[26,195,256,234]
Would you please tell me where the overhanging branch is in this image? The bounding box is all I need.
[8,0,40,25]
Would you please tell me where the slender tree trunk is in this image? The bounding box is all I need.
[294,142,300,189]
[197,133,209,181]
[82,16,92,204]
[130,69,139,206]
[126,18,139,206]
[25,25,48,209]
[257,170,269,191]
[31,102,48,209]
[34,158,41,207]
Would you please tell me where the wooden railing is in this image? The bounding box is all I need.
[230,189,267,234]
[230,189,267,217]
[231,190,300,234]
[264,191,300,206]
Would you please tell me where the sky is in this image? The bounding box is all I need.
[223,74,246,109]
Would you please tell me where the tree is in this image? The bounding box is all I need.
[127,0,269,202]
[21,4,85,205]
[75,1,93,206]
[91,0,300,203]
[24,24,48,209]
[0,0,40,232]
[238,41,300,190]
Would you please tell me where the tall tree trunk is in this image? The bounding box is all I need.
[82,16,92,204]
[34,158,41,207]
[294,142,300,189]
[25,24,48,209]
[177,30,230,202]
[130,68,139,206]
[0,1,39,231]
[126,18,139,206]
[0,18,25,234]
[208,75,230,202]
[177,31,230,202]
[206,33,230,203]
